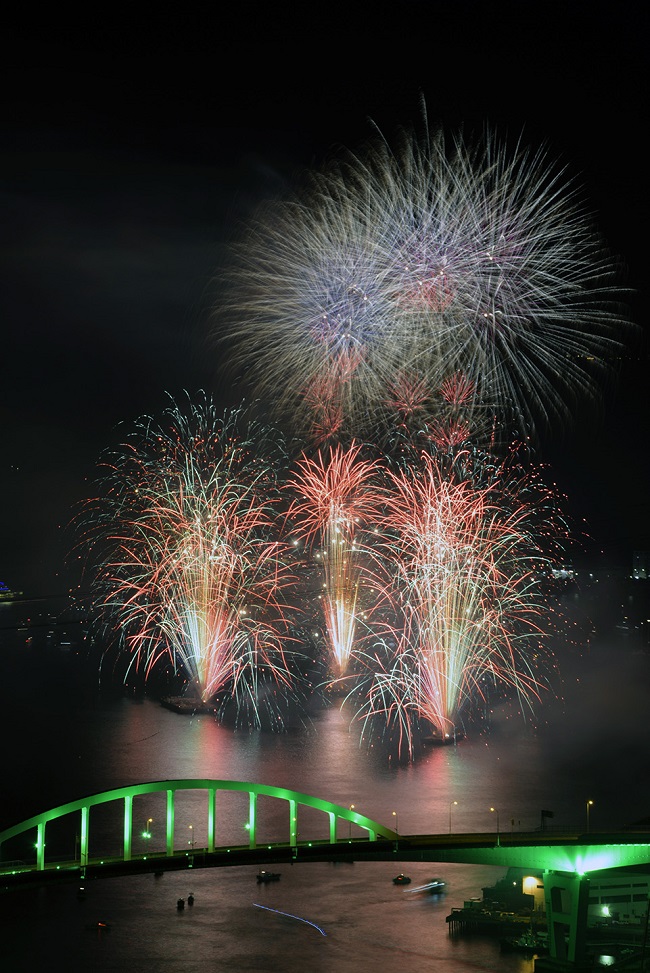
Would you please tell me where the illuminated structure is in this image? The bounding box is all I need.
[0,779,393,870]
[3,780,650,969]
[633,551,650,581]
[0,581,23,601]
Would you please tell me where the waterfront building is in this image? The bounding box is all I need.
[491,866,650,926]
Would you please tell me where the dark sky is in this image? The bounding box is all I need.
[1,3,647,594]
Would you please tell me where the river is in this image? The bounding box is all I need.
[1,595,650,971]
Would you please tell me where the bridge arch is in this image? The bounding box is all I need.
[0,779,395,872]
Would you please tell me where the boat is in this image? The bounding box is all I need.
[256,870,281,883]
[393,873,412,885]
[422,730,464,746]
[160,696,217,715]
[407,878,446,894]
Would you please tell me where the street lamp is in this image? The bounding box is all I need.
[348,804,355,839]
[449,801,458,833]
[586,800,594,832]
[188,824,195,849]
[490,807,500,846]
[392,810,399,836]
[142,818,153,840]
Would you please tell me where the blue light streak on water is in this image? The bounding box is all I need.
[254,902,327,936]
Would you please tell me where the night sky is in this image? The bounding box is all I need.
[2,3,647,594]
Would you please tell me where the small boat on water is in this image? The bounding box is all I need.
[407,878,446,895]
[393,873,411,885]
[257,870,281,883]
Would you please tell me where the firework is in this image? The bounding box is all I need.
[217,112,629,440]
[334,118,630,436]
[354,443,565,757]
[218,183,408,440]
[77,395,299,727]
[288,443,380,680]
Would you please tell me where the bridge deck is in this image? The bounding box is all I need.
[4,831,650,892]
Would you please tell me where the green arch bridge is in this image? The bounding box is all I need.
[2,778,650,971]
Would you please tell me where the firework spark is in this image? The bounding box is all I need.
[288,443,380,680]
[354,444,565,757]
[77,395,299,727]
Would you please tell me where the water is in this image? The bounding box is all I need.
[3,863,535,973]
[2,597,650,971]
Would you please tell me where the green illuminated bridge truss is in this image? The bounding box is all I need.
[0,778,396,875]
[3,779,650,967]
[2,778,650,878]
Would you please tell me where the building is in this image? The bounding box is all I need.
[494,866,650,926]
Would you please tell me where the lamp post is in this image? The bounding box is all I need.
[586,800,594,832]
[348,805,355,839]
[142,817,153,840]
[188,824,194,850]
[449,801,458,834]
[490,807,500,846]
[392,810,399,836]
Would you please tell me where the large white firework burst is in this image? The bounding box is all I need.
[355,121,629,434]
[217,111,630,440]
[218,182,409,441]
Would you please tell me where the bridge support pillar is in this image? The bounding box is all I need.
[36,821,45,871]
[80,805,89,867]
[535,870,591,972]
[123,795,133,861]
[207,788,215,853]
[248,792,256,849]
[166,789,175,856]
[289,799,297,846]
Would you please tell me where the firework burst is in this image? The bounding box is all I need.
[218,184,408,441]
[77,395,300,727]
[287,443,380,681]
[335,117,630,436]
[354,443,566,758]
[217,110,629,441]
